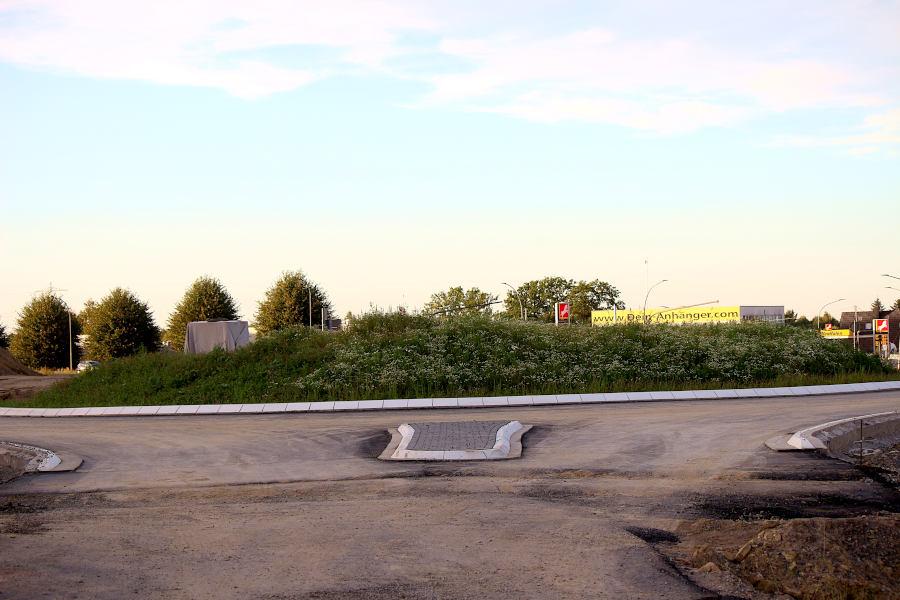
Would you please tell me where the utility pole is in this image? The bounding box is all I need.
[308,289,312,328]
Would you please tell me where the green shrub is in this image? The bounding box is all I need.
[22,314,893,408]
[82,288,161,360]
[9,292,81,369]
[165,277,239,350]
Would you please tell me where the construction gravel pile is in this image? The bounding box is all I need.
[0,348,39,376]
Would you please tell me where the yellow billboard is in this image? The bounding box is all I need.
[591,306,741,326]
[820,328,852,338]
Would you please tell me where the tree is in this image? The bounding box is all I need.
[254,271,332,334]
[165,277,239,349]
[785,310,814,329]
[82,288,161,360]
[9,292,81,369]
[892,298,900,312]
[425,286,497,317]
[569,279,623,324]
[503,276,622,323]
[871,298,885,314]
[0,322,9,348]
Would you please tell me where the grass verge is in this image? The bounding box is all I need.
[6,314,899,409]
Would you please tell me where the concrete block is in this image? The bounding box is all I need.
[101,406,126,416]
[734,388,758,398]
[308,401,335,411]
[57,407,78,416]
[649,391,676,400]
[176,405,200,415]
[626,392,654,401]
[85,407,106,416]
[530,394,557,405]
[554,394,582,404]
[69,407,94,416]
[333,401,360,411]
[118,406,143,415]
[579,393,610,403]
[689,390,717,399]
[0,407,11,416]
[216,404,244,414]
[669,391,697,400]
[285,402,312,412]
[239,403,267,413]
[432,398,458,408]
[712,389,739,399]
[3,408,28,417]
[23,409,45,417]
[262,403,288,413]
[355,400,383,410]
[842,383,868,393]
[506,395,533,406]
[754,387,793,397]
[382,399,409,409]
[40,409,61,417]
[481,396,508,406]
[155,405,180,415]
[457,397,484,407]
[406,398,433,408]
[196,405,220,414]
[137,406,162,415]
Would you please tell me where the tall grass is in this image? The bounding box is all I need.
[11,314,897,408]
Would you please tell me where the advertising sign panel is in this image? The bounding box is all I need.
[820,328,852,339]
[557,303,570,320]
[875,319,889,333]
[591,305,741,326]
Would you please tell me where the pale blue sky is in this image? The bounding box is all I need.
[2,1,899,329]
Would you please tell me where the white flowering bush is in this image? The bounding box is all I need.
[293,313,888,400]
[32,312,892,408]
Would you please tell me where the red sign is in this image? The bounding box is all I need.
[558,303,570,320]
[824,323,833,330]
[875,319,889,333]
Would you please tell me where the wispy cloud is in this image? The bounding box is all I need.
[0,0,435,98]
[0,0,897,138]
[772,107,900,155]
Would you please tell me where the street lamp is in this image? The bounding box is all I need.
[501,282,526,321]
[642,279,668,322]
[816,298,845,331]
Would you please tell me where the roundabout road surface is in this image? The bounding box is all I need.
[1,392,899,599]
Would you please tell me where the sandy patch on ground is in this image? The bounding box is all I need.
[0,375,70,402]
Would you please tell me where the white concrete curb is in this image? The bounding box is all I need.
[389,421,526,461]
[2,380,899,418]
[786,410,900,450]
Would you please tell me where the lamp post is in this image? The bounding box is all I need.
[816,298,845,332]
[501,282,526,321]
[642,279,668,323]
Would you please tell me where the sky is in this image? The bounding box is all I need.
[2,0,900,330]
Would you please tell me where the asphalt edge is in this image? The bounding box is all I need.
[2,380,900,419]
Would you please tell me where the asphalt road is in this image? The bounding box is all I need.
[1,392,899,599]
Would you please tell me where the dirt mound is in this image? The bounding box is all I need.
[676,515,900,599]
[0,348,39,376]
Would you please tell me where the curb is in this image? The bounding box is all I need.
[785,410,900,450]
[2,380,900,419]
[380,421,530,461]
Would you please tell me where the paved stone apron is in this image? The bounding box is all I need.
[406,421,509,451]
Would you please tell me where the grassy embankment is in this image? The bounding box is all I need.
[9,313,900,408]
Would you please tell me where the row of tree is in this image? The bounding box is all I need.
[785,298,900,329]
[424,277,623,324]
[2,272,331,369]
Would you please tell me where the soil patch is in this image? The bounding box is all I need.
[671,515,900,599]
[0,349,38,376]
[693,491,900,520]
